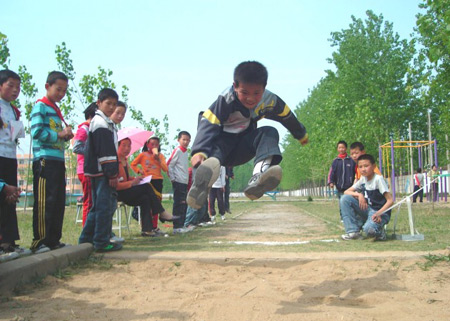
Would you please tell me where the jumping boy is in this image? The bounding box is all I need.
[79,88,122,252]
[30,71,73,253]
[188,61,308,209]
[340,154,393,241]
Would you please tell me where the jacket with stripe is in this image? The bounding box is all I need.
[327,156,356,192]
[83,110,118,178]
[191,86,307,158]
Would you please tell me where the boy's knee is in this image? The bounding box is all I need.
[340,194,353,205]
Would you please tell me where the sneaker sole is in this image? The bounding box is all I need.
[244,166,282,200]
[187,157,221,209]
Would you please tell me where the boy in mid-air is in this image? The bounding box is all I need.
[340,154,393,241]
[188,61,308,209]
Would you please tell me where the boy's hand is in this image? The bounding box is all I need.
[191,153,206,168]
[329,183,334,189]
[298,134,309,146]
[357,193,368,210]
[3,185,21,204]
[109,177,118,188]
[372,213,382,223]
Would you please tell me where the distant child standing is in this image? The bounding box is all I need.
[413,168,424,203]
[349,141,381,182]
[328,140,356,219]
[167,131,191,232]
[131,135,168,231]
[0,69,27,256]
[209,166,226,221]
[79,88,121,252]
[30,71,74,253]
[73,103,97,226]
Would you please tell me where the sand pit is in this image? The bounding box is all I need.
[1,203,448,320]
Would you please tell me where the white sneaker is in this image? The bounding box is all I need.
[341,232,363,241]
[174,226,195,234]
[14,246,32,257]
[204,221,215,226]
[244,165,282,200]
[187,157,221,209]
[0,250,19,263]
[110,236,125,243]
[220,215,226,221]
[211,215,216,222]
[33,244,51,254]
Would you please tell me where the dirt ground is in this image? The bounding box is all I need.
[1,203,449,321]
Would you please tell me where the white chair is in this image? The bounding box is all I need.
[112,202,131,238]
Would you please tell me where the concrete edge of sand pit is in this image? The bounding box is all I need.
[0,243,93,293]
[100,249,450,267]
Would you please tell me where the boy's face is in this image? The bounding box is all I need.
[97,98,118,118]
[233,82,265,109]
[110,106,126,124]
[45,79,68,103]
[0,78,21,102]
[350,148,364,162]
[357,159,375,178]
[178,134,191,149]
[337,143,347,155]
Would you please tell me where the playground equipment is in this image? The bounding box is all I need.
[379,139,440,201]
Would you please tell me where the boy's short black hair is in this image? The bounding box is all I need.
[350,141,365,151]
[337,140,347,148]
[117,101,127,110]
[98,88,119,102]
[83,102,97,120]
[357,154,375,164]
[178,131,191,139]
[47,71,68,85]
[234,61,268,87]
[416,168,422,173]
[0,69,20,85]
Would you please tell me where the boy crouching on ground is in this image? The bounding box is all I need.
[340,154,393,241]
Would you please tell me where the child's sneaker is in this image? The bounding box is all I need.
[187,157,221,209]
[375,228,387,241]
[341,232,363,240]
[244,165,282,200]
[220,215,226,221]
[96,242,123,252]
[0,249,19,263]
[33,244,51,254]
[110,236,125,243]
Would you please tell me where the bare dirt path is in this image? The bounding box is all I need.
[0,202,448,321]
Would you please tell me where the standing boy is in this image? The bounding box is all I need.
[349,141,381,182]
[0,69,28,256]
[340,154,393,241]
[167,131,191,233]
[209,166,226,221]
[413,168,424,203]
[30,71,73,253]
[79,88,122,252]
[328,140,356,219]
[188,61,308,209]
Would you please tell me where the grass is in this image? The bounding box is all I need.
[14,198,450,253]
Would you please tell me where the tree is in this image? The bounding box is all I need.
[0,32,10,68]
[281,11,424,187]
[416,0,450,163]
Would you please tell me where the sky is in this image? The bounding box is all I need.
[2,0,424,154]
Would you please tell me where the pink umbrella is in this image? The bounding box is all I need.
[118,127,153,156]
